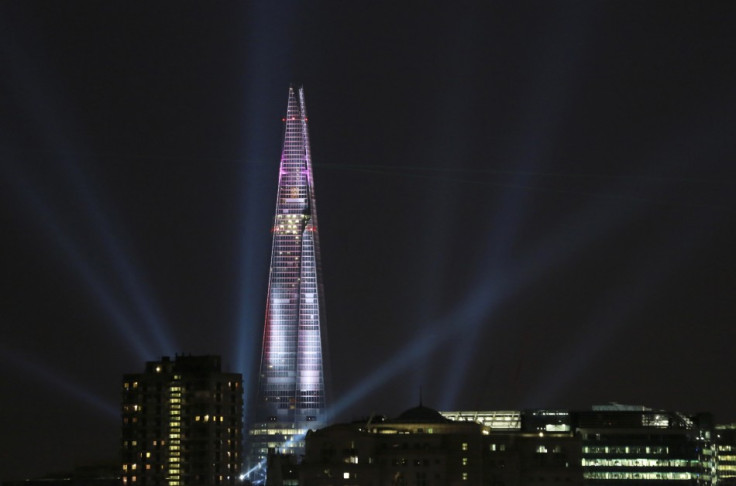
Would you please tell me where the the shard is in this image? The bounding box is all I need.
[247,86,328,473]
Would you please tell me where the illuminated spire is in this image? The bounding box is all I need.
[248,86,328,470]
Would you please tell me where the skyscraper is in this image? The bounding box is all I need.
[121,355,243,486]
[247,86,329,472]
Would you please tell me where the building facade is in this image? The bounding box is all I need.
[296,405,582,486]
[285,405,723,486]
[446,406,716,486]
[248,86,329,475]
[121,355,243,486]
[715,424,736,486]
[576,407,714,485]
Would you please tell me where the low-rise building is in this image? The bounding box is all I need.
[297,405,582,486]
[279,404,720,486]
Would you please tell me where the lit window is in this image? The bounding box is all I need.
[462,472,468,481]
[343,472,350,479]
[462,457,468,466]
[462,442,468,451]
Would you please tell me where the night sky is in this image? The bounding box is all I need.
[2,1,736,480]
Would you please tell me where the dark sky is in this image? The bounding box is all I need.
[2,1,736,480]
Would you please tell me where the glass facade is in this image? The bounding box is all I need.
[439,408,723,485]
[440,410,522,430]
[716,424,736,485]
[578,411,715,485]
[249,86,327,471]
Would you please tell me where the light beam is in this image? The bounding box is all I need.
[0,343,118,418]
[522,209,724,407]
[2,164,156,359]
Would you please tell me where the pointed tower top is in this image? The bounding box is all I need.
[288,83,305,94]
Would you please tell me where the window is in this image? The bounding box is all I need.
[462,442,468,451]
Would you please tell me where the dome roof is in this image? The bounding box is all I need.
[394,405,452,423]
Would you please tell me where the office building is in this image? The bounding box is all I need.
[449,406,716,485]
[576,406,714,484]
[285,404,722,485]
[715,423,736,485]
[248,86,329,473]
[121,355,243,486]
[295,405,582,486]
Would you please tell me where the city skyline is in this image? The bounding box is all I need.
[2,2,736,480]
